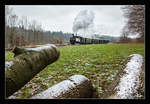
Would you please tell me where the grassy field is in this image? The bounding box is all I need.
[5,43,144,99]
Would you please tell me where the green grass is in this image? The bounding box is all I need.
[5,43,144,98]
[5,51,14,61]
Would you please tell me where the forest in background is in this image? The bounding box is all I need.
[5,25,72,48]
[5,6,73,48]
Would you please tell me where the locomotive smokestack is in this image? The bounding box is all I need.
[72,34,74,37]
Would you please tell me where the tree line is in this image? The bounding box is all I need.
[5,6,72,49]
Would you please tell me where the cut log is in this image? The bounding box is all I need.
[102,54,144,99]
[30,75,98,99]
[5,44,60,98]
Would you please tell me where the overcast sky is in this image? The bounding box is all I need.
[9,5,127,37]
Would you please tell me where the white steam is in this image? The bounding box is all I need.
[72,10,95,38]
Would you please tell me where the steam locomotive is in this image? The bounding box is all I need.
[70,34,109,45]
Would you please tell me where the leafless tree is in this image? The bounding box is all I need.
[5,5,13,26]
[121,5,145,42]
[17,16,29,46]
[5,5,18,48]
[5,5,13,48]
[120,24,130,43]
[28,20,37,44]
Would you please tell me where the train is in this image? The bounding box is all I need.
[70,34,110,45]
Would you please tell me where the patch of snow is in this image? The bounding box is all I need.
[101,72,105,76]
[31,80,76,99]
[98,87,103,92]
[85,63,90,67]
[68,75,89,85]
[25,44,56,51]
[116,54,143,99]
[5,61,14,71]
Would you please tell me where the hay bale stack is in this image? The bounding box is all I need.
[31,75,98,99]
[102,54,144,99]
[5,44,60,98]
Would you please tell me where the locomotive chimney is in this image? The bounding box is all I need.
[72,34,74,37]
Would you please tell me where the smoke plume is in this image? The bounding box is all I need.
[72,10,95,38]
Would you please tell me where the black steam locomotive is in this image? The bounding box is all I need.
[70,34,109,45]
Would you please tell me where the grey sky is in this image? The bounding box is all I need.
[9,5,126,37]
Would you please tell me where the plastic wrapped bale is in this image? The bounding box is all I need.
[102,54,144,99]
[5,44,60,98]
[30,75,98,99]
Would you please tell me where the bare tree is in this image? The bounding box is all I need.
[5,5,13,48]
[121,5,145,42]
[5,5,13,26]
[111,37,114,43]
[9,14,18,47]
[120,24,130,43]
[120,32,130,43]
[17,16,29,46]
[35,23,43,44]
[28,20,37,44]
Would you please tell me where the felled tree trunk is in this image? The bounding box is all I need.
[102,54,144,99]
[30,75,98,99]
[5,44,60,98]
